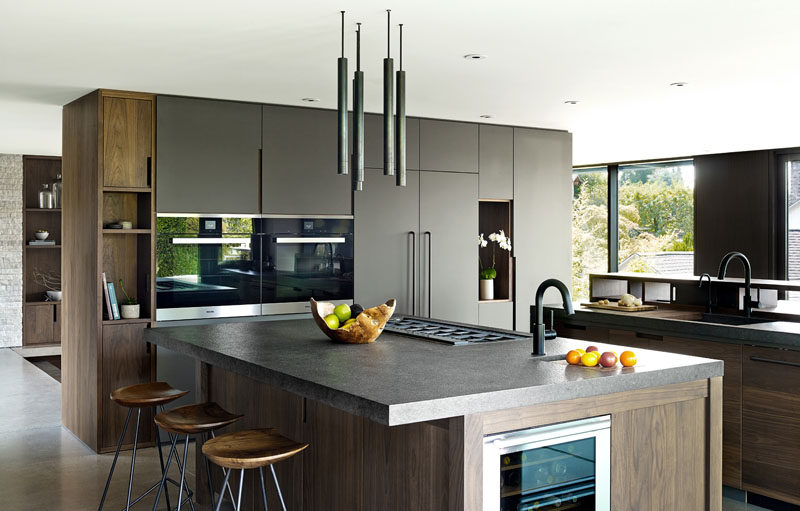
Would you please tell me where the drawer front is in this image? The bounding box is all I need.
[742,346,800,503]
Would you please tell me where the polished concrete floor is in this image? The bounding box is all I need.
[0,347,782,510]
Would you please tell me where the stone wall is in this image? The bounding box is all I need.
[0,154,23,347]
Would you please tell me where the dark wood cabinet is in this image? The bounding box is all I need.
[23,303,58,345]
[742,345,800,505]
[156,96,261,214]
[479,125,513,199]
[419,119,479,173]
[262,105,351,215]
[103,96,152,189]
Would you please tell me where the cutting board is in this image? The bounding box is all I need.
[581,302,657,312]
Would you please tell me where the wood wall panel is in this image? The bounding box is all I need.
[103,97,151,188]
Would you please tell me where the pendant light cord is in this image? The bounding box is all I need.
[356,23,361,71]
[340,11,345,58]
[387,10,391,57]
[399,24,403,71]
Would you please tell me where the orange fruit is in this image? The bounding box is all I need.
[580,352,600,367]
[620,351,637,367]
[565,350,582,365]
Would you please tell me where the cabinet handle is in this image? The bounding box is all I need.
[424,231,431,318]
[750,356,800,369]
[408,231,416,316]
[146,156,152,187]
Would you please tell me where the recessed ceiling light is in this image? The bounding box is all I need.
[670,82,688,87]
[564,100,579,105]
[463,54,487,60]
[480,114,493,119]
[301,97,320,102]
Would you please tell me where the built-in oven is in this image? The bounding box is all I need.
[483,415,610,511]
[260,216,354,314]
[156,215,262,321]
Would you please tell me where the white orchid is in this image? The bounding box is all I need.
[478,230,512,278]
[488,232,498,242]
[477,233,488,247]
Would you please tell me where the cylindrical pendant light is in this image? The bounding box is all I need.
[352,22,365,191]
[337,11,348,175]
[383,10,394,176]
[395,23,406,187]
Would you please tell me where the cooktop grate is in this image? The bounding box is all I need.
[383,316,532,345]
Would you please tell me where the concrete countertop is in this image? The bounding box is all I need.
[145,318,722,426]
[547,305,800,350]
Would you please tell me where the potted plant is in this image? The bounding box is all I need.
[477,231,512,300]
[33,268,61,301]
[118,279,140,319]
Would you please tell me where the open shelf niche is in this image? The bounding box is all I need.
[478,200,513,302]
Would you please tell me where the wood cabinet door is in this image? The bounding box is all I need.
[100,323,153,451]
[103,97,152,188]
[419,171,479,322]
[156,96,261,214]
[23,305,55,345]
[262,105,351,216]
[354,169,420,315]
[742,346,800,504]
[419,119,479,173]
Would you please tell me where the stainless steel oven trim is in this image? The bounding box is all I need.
[157,213,262,218]
[482,415,611,511]
[274,237,346,244]
[157,304,262,321]
[171,237,254,245]
[261,214,354,219]
[261,299,353,316]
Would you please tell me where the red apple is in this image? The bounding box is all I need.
[586,345,599,353]
[599,352,618,368]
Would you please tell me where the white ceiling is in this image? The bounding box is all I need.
[2,0,800,165]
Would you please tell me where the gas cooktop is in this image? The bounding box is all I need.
[383,316,532,346]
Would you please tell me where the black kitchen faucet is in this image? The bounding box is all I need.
[531,278,574,356]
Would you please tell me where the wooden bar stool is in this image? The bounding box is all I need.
[98,382,188,511]
[151,402,243,511]
[203,429,308,511]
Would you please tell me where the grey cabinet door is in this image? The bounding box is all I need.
[354,170,419,315]
[479,301,514,330]
[420,171,479,322]
[364,115,420,171]
[262,105,351,215]
[479,125,513,199]
[419,120,479,173]
[156,96,261,214]
[513,128,573,331]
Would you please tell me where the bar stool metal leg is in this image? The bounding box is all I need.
[151,433,179,511]
[98,408,133,511]
[125,408,142,510]
[209,430,237,506]
[153,407,172,511]
[176,434,190,511]
[213,469,232,511]
[236,469,245,511]
[259,467,268,511]
[270,465,287,511]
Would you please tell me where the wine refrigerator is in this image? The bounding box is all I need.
[483,415,611,511]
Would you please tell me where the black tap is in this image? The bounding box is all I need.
[698,273,713,314]
[531,278,575,356]
[717,251,758,318]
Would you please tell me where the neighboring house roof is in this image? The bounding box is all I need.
[619,251,695,275]
[789,230,800,281]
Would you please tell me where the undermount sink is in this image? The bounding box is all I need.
[696,313,774,326]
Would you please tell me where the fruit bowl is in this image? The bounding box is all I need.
[310,298,396,344]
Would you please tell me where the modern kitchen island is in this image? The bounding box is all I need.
[145,317,723,511]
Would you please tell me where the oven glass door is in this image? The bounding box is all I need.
[484,416,610,511]
[156,217,262,319]
[261,218,354,306]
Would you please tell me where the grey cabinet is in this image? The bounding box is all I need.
[156,96,261,214]
[479,301,513,330]
[262,105,351,215]
[479,125,513,199]
[354,170,420,314]
[420,171,479,322]
[364,115,420,171]
[513,128,572,331]
[419,120,479,173]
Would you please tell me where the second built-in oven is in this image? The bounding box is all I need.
[483,415,611,511]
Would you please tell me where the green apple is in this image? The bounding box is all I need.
[333,303,351,323]
[324,314,340,329]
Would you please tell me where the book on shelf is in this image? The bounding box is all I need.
[107,282,121,320]
[28,239,56,245]
[101,272,114,320]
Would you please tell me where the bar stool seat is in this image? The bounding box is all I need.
[111,381,188,408]
[203,429,308,510]
[203,428,308,469]
[155,402,243,435]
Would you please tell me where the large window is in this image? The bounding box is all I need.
[617,161,695,273]
[571,167,608,299]
[571,160,695,299]
[784,155,800,300]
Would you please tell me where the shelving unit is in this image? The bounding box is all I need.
[22,155,62,346]
[62,89,157,453]
[478,200,513,301]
